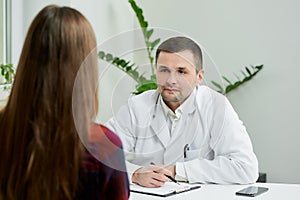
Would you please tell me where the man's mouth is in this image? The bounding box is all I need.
[163,87,180,92]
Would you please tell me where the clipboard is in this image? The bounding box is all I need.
[130,182,201,197]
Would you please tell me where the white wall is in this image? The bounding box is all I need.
[11,0,70,65]
[13,0,300,183]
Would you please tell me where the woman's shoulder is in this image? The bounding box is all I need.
[84,123,127,173]
[89,123,122,147]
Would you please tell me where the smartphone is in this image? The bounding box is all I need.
[235,186,269,197]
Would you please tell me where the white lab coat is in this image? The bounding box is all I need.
[105,85,259,184]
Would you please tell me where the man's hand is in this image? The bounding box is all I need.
[132,165,174,187]
[165,165,176,178]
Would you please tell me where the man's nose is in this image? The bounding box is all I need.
[166,72,177,84]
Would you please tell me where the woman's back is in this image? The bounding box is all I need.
[0,5,129,200]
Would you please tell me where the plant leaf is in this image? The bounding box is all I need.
[105,53,113,61]
[129,70,140,80]
[150,74,157,82]
[243,76,251,82]
[225,85,234,93]
[98,51,105,59]
[255,64,264,70]
[134,81,157,95]
[146,29,154,39]
[222,76,232,84]
[150,39,160,50]
[241,70,247,77]
[211,81,224,93]
[233,73,241,81]
[233,81,241,87]
[245,67,252,76]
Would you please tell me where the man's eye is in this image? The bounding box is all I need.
[159,69,169,73]
[178,70,186,74]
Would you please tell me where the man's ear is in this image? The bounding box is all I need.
[196,69,204,84]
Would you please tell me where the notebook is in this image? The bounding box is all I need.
[130,182,201,197]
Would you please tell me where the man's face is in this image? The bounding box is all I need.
[156,50,203,107]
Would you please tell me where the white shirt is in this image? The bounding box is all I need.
[160,95,182,135]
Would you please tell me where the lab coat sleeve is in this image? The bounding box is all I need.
[105,101,143,183]
[176,94,259,184]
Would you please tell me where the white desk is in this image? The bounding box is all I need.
[129,183,300,200]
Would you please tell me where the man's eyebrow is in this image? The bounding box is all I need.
[177,67,188,70]
[157,65,169,69]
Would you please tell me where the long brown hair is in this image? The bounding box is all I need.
[0,5,98,199]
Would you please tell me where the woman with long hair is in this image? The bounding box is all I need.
[0,5,129,200]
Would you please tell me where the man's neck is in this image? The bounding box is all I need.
[165,102,181,113]
[163,87,197,112]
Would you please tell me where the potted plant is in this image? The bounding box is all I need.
[0,63,15,107]
[98,0,263,95]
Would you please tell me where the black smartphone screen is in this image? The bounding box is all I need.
[235,186,269,197]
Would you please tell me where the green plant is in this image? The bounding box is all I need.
[98,0,263,95]
[99,0,159,94]
[211,64,263,94]
[0,63,14,84]
[0,63,15,91]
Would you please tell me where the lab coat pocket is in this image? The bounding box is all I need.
[184,142,212,161]
[184,149,201,161]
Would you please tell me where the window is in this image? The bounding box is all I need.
[0,0,11,64]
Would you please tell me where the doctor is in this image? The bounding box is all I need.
[106,36,259,187]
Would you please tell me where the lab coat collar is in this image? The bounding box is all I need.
[150,91,171,148]
[181,87,197,115]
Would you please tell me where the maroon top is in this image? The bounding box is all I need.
[76,124,130,200]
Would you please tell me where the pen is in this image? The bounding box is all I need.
[150,162,179,185]
[165,174,179,185]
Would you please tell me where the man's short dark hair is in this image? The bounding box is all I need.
[155,36,203,72]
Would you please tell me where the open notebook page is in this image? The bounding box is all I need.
[130,182,201,197]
